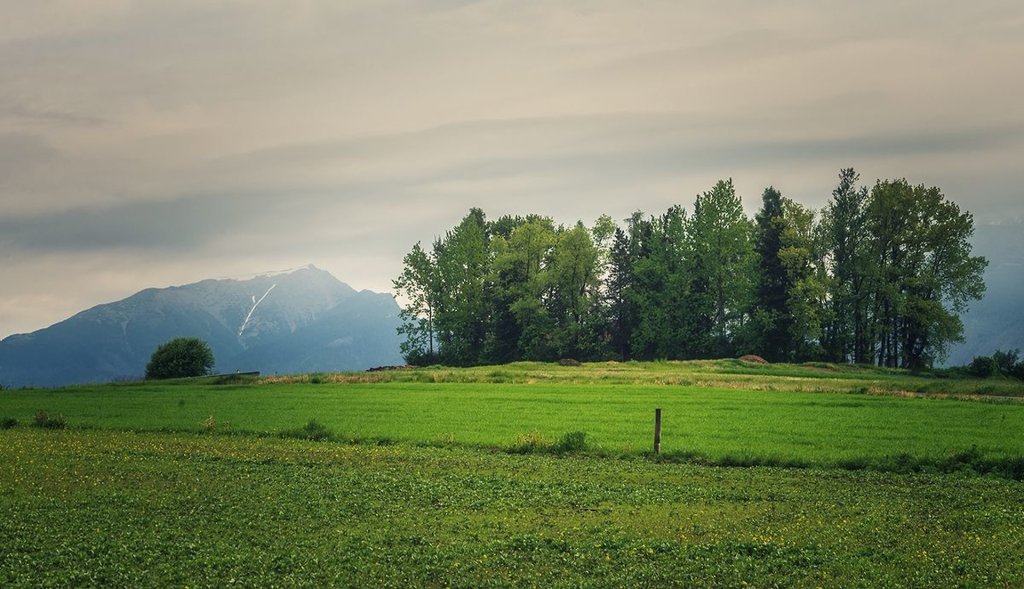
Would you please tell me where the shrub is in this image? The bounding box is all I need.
[966,356,998,378]
[202,415,218,433]
[145,337,215,380]
[510,431,551,454]
[281,419,332,441]
[32,410,66,429]
[1,417,18,429]
[554,431,588,454]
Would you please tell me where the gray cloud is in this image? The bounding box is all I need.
[1,104,106,126]
[1,196,237,252]
[5,115,1017,254]
[0,132,57,170]
[1,0,1022,336]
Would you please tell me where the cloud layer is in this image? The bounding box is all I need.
[2,1,1023,336]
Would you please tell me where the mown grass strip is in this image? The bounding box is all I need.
[5,379,1024,474]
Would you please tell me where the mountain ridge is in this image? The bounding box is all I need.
[0,266,403,387]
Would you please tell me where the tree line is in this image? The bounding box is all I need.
[393,169,987,369]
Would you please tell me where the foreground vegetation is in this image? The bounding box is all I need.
[4,360,1024,586]
[3,428,1024,587]
[3,361,1024,478]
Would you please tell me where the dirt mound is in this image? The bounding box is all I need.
[738,354,769,364]
[558,358,582,367]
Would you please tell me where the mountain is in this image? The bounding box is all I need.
[946,221,1024,366]
[0,265,404,387]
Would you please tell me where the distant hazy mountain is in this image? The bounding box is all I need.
[0,265,403,387]
[946,221,1024,366]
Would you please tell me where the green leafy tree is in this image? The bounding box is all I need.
[626,213,664,359]
[482,232,518,364]
[866,180,987,368]
[629,206,695,360]
[967,356,998,378]
[391,175,986,368]
[433,208,490,365]
[820,168,872,363]
[392,242,438,364]
[751,186,791,361]
[688,179,755,357]
[590,214,617,271]
[582,215,617,359]
[777,199,827,361]
[547,222,602,358]
[145,337,215,379]
[489,217,557,361]
[606,226,637,360]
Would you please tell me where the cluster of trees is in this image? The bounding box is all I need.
[966,349,1024,379]
[394,169,987,369]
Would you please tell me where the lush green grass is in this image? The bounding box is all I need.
[3,374,1024,476]
[4,362,1024,586]
[3,428,1023,587]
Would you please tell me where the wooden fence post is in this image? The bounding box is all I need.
[654,408,662,454]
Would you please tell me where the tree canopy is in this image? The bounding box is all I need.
[145,337,215,380]
[394,170,986,369]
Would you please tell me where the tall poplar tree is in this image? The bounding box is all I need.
[778,199,827,361]
[433,208,490,365]
[688,179,755,357]
[629,206,691,359]
[821,168,871,363]
[752,186,791,361]
[503,217,558,360]
[548,222,602,358]
[606,227,637,360]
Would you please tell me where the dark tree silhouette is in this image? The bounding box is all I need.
[145,337,215,379]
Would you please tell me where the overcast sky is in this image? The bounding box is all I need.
[1,0,1022,337]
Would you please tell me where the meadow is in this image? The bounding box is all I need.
[3,361,1023,474]
[3,360,1024,586]
[3,429,1024,587]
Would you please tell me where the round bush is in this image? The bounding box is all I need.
[966,355,998,378]
[145,337,215,380]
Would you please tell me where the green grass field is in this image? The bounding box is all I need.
[3,429,1024,587]
[3,360,1024,586]
[3,363,1024,474]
